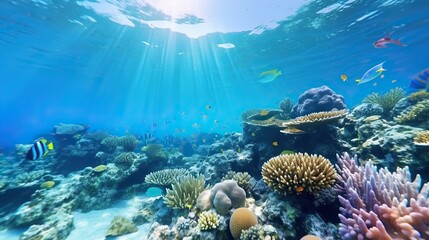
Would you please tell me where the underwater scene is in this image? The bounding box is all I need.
[1,0,429,239]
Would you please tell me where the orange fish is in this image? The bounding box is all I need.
[296,186,304,193]
[340,74,347,81]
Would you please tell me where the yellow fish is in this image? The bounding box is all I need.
[340,74,347,81]
[272,141,278,147]
[260,110,269,116]
[258,69,282,83]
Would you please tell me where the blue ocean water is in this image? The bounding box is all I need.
[1,1,429,239]
[1,0,427,150]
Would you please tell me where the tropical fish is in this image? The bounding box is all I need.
[26,139,54,160]
[295,186,304,194]
[258,69,282,83]
[205,105,211,110]
[214,119,219,124]
[260,110,269,116]
[373,32,406,48]
[356,62,386,85]
[272,141,278,147]
[251,132,256,137]
[409,67,429,91]
[340,74,347,81]
[392,79,396,83]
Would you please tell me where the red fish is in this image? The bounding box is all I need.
[373,32,406,48]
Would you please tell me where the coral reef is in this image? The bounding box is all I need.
[106,216,138,237]
[291,85,346,117]
[282,109,347,131]
[261,153,337,194]
[363,87,405,114]
[240,224,278,240]
[145,168,188,187]
[222,171,251,195]
[229,207,258,239]
[198,211,219,231]
[197,180,246,215]
[335,152,429,240]
[414,131,429,146]
[164,174,206,209]
[395,99,429,127]
[53,123,87,136]
[407,90,429,104]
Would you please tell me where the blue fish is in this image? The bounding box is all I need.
[356,62,386,85]
[26,139,54,160]
[409,67,429,91]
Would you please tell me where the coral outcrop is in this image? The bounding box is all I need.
[262,153,337,194]
[229,208,258,239]
[291,85,346,117]
[164,175,206,209]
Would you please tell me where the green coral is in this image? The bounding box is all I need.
[407,90,429,104]
[142,144,167,160]
[164,174,206,209]
[114,152,137,169]
[395,100,429,125]
[198,211,219,230]
[117,135,139,152]
[145,169,188,186]
[106,216,138,237]
[363,87,406,114]
[222,171,251,194]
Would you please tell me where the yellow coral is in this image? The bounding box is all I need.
[282,109,347,130]
[414,131,429,146]
[261,153,337,194]
[395,100,429,124]
[408,90,429,104]
[198,211,219,231]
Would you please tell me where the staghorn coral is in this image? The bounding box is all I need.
[230,207,258,240]
[197,211,219,231]
[395,100,429,125]
[145,169,188,186]
[414,131,429,146]
[164,174,206,209]
[222,171,251,195]
[363,87,406,114]
[114,152,137,169]
[335,152,429,240]
[261,153,337,195]
[282,109,347,130]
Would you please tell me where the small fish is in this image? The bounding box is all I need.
[260,110,269,116]
[192,123,200,128]
[272,141,278,147]
[380,74,385,79]
[202,138,207,143]
[152,123,158,127]
[26,139,54,160]
[373,82,378,87]
[202,115,208,120]
[295,186,304,194]
[205,105,211,110]
[409,67,429,91]
[251,132,256,137]
[392,79,396,83]
[341,74,347,81]
[356,62,386,85]
[258,69,282,83]
[214,119,219,124]
[373,32,406,48]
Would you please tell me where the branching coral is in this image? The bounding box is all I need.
[335,152,429,240]
[261,153,337,195]
[282,109,347,130]
[145,169,188,186]
[198,211,219,230]
[395,100,429,125]
[363,87,406,114]
[414,131,429,146]
[164,175,206,209]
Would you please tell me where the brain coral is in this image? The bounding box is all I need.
[211,180,246,215]
[291,85,346,117]
[229,208,258,240]
[261,153,337,194]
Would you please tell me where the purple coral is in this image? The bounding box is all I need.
[292,85,346,117]
[335,152,429,240]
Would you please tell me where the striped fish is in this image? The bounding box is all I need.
[409,67,429,91]
[26,139,54,160]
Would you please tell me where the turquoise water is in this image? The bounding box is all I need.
[1,0,428,149]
